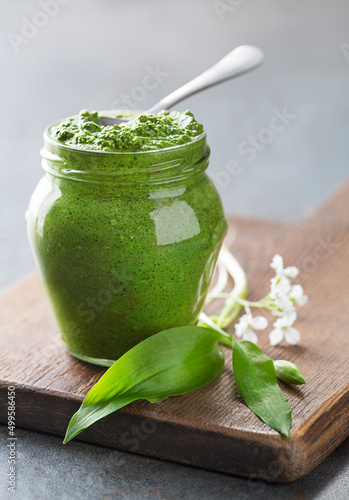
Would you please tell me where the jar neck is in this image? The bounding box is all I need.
[42,131,209,186]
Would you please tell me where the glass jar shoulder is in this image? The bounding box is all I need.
[27,173,226,248]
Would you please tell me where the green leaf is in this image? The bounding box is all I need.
[274,359,306,385]
[64,326,225,443]
[232,339,291,437]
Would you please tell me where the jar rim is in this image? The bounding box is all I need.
[42,110,209,185]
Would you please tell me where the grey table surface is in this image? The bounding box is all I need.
[1,0,348,498]
[0,425,348,500]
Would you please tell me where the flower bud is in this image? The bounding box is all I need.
[274,360,306,385]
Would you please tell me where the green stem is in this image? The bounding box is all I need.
[215,249,248,328]
[220,304,241,328]
[208,292,271,308]
[218,335,233,347]
[199,312,232,347]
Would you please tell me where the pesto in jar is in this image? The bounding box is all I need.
[26,110,227,365]
[53,109,204,152]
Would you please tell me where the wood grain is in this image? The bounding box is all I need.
[0,182,348,482]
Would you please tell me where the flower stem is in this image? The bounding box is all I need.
[208,293,267,309]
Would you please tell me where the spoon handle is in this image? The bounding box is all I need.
[147,45,264,114]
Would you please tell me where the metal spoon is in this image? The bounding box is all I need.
[99,45,264,126]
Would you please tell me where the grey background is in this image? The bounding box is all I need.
[1,0,349,289]
[1,0,348,498]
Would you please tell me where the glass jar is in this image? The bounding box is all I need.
[26,113,227,366]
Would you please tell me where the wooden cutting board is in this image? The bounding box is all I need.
[0,182,348,482]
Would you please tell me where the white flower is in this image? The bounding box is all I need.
[269,312,301,346]
[269,255,307,320]
[270,276,291,295]
[289,284,308,306]
[235,313,268,344]
[270,254,299,279]
[269,289,296,317]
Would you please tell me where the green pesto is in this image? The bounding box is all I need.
[53,109,205,152]
[27,110,227,365]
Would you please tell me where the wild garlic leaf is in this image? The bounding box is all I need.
[64,326,225,443]
[232,338,291,437]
